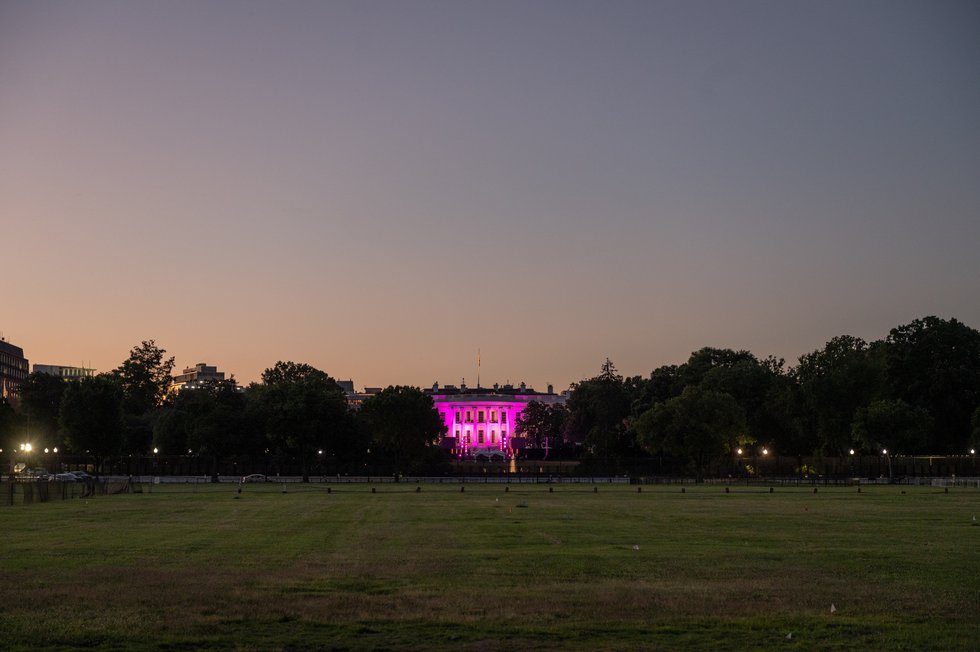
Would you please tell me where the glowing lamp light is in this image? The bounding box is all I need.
[882,449,888,455]
[318,450,323,455]
[736,448,742,455]
[761,448,769,456]
[849,449,855,455]
[44,448,49,454]
[53,447,58,453]
[22,443,32,452]
[153,447,159,454]
[971,449,976,455]
[187,449,192,454]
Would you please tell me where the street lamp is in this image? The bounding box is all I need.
[882,449,892,482]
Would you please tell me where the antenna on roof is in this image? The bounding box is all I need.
[477,348,481,389]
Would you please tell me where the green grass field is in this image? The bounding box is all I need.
[2,483,978,650]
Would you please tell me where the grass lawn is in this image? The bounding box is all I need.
[2,482,978,650]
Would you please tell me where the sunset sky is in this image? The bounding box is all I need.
[2,1,978,390]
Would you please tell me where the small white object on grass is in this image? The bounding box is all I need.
[830,604,837,614]
[632,545,639,551]
[786,633,793,640]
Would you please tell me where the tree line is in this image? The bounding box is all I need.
[1,316,978,479]
[517,316,980,479]
[1,343,444,479]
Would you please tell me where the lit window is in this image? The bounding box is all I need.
[478,430,484,444]
[465,433,472,444]
[501,412,507,424]
[490,431,496,444]
[466,411,472,423]
[455,411,461,423]
[478,411,485,422]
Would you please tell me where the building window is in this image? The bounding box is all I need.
[465,433,471,444]
[466,411,472,423]
[455,411,461,423]
[478,410,485,423]
[490,431,496,444]
[501,411,507,424]
[478,430,484,444]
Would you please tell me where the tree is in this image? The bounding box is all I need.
[635,386,746,482]
[0,397,23,457]
[112,340,175,417]
[178,380,247,481]
[700,358,775,444]
[357,386,445,473]
[17,372,69,448]
[852,399,933,455]
[680,347,757,388]
[152,406,189,458]
[793,335,884,455]
[883,317,980,453]
[515,401,568,453]
[59,375,124,472]
[250,361,350,481]
[630,365,684,419]
[565,359,632,457]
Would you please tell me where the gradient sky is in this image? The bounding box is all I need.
[2,0,979,390]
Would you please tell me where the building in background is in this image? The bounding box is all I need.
[0,337,29,400]
[33,364,96,380]
[339,380,382,409]
[426,382,567,460]
[169,363,234,392]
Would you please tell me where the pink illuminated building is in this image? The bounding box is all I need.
[426,382,567,459]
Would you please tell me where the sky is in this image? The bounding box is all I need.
[2,0,979,390]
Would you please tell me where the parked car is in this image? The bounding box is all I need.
[20,467,52,480]
[241,474,268,483]
[70,471,92,481]
[55,473,79,482]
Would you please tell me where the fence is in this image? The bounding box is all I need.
[2,477,135,506]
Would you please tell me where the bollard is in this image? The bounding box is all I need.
[813,487,818,494]
[505,486,509,493]
[944,487,948,494]
[769,487,774,493]
[416,486,421,493]
[725,487,729,494]
[594,486,598,493]
[681,487,685,493]
[857,487,861,493]
[327,487,331,494]
[460,486,465,493]
[637,486,642,493]
[549,487,553,493]
[371,487,376,494]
